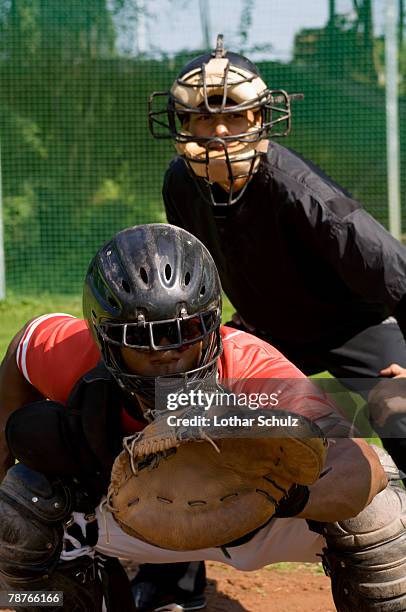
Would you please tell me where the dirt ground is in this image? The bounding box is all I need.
[205,562,335,612]
[1,562,335,612]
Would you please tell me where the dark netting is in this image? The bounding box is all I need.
[0,0,404,294]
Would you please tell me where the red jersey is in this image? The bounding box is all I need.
[16,314,335,432]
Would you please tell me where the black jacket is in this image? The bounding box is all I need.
[163,142,406,348]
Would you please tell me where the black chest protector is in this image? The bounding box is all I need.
[6,363,141,505]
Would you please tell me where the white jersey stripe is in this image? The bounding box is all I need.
[222,330,243,342]
[16,313,75,384]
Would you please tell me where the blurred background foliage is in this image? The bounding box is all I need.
[0,0,405,294]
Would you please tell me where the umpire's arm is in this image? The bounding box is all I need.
[0,322,45,481]
[296,438,387,522]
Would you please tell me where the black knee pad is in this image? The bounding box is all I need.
[0,464,71,582]
[0,555,104,612]
[0,465,134,612]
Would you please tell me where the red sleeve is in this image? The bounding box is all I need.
[218,326,336,421]
[218,327,305,379]
[16,314,100,404]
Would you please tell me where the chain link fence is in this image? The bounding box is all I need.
[0,0,404,294]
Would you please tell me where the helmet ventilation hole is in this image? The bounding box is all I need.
[121,279,131,293]
[200,285,206,296]
[108,296,117,307]
[165,263,172,281]
[140,267,148,284]
[185,271,191,285]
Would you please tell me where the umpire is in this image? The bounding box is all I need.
[148,35,406,471]
[137,37,406,611]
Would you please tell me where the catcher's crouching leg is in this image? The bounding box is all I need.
[321,447,406,612]
[0,464,105,612]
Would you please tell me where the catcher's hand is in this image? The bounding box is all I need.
[107,407,327,550]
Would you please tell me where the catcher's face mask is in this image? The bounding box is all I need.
[98,309,219,352]
[98,316,221,418]
[149,34,299,207]
[83,223,223,413]
[97,308,221,398]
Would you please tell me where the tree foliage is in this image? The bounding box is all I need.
[0,0,404,294]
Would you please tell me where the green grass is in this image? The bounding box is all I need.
[221,294,234,324]
[0,293,235,359]
[266,562,325,574]
[0,294,82,358]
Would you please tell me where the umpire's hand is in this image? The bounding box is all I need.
[369,364,406,428]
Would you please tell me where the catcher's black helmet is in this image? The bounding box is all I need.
[149,34,296,206]
[83,224,222,407]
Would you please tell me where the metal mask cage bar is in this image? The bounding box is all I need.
[179,88,299,114]
[111,344,220,384]
[201,61,231,112]
[185,140,259,175]
[176,63,258,91]
[148,89,297,141]
[102,327,223,409]
[189,155,258,207]
[148,91,270,140]
[170,93,271,115]
[97,308,220,351]
[148,91,173,139]
[174,127,267,146]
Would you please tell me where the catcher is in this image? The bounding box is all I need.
[0,224,404,612]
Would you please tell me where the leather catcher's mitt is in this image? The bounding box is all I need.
[107,408,327,550]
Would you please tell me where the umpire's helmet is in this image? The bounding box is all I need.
[149,34,293,206]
